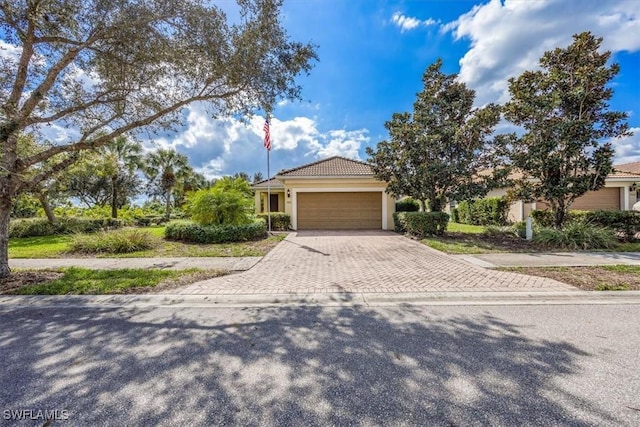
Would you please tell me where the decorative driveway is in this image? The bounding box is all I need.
[172,231,574,295]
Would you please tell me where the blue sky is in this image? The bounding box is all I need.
[12,0,640,179]
[160,0,640,180]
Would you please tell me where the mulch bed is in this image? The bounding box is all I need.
[0,271,64,294]
[441,232,548,252]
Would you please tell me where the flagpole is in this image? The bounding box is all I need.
[267,147,271,233]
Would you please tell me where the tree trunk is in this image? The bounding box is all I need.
[38,192,57,224]
[418,199,426,212]
[553,206,567,229]
[0,191,12,278]
[428,196,443,212]
[111,175,118,219]
[165,189,172,220]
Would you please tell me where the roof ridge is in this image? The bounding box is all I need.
[253,177,279,185]
[277,155,370,175]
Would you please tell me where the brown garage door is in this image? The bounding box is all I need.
[297,192,382,229]
[571,187,620,210]
[537,187,620,211]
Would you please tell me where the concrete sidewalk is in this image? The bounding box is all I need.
[9,257,261,271]
[454,252,640,268]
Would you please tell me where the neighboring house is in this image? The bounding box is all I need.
[251,156,395,230]
[485,162,640,222]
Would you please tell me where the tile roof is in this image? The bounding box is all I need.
[613,162,640,177]
[276,156,374,177]
[250,178,284,189]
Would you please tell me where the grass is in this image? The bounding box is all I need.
[500,265,640,291]
[423,237,506,254]
[4,267,225,295]
[8,227,286,258]
[445,222,487,234]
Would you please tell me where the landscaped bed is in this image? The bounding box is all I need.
[422,222,640,254]
[0,267,227,295]
[499,265,640,291]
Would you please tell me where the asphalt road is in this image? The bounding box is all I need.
[0,303,639,426]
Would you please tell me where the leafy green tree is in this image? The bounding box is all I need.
[144,149,191,219]
[186,187,253,226]
[216,176,253,198]
[234,172,251,182]
[366,59,507,212]
[103,137,143,218]
[172,169,209,209]
[0,0,317,277]
[504,32,631,228]
[253,172,264,183]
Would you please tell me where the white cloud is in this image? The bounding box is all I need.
[442,0,640,105]
[611,128,640,164]
[391,12,439,32]
[144,103,369,179]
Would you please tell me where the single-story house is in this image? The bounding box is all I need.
[251,156,395,230]
[484,162,640,222]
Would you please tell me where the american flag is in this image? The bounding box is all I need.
[263,117,271,151]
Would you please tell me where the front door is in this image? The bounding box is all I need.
[269,194,279,212]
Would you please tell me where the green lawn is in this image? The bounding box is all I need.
[7,267,222,295]
[445,222,487,234]
[8,227,286,258]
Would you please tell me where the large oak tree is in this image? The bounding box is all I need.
[0,0,317,277]
[504,32,631,228]
[366,59,507,212]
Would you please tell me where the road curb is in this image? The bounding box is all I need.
[1,291,640,308]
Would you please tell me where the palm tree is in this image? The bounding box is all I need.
[144,148,191,219]
[103,136,143,218]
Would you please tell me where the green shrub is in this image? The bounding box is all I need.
[186,188,253,226]
[11,195,40,218]
[165,220,267,243]
[584,210,640,242]
[256,212,290,231]
[133,216,168,227]
[457,197,508,226]
[530,209,589,228]
[511,221,527,239]
[393,212,449,238]
[533,222,617,250]
[395,198,420,212]
[9,217,123,238]
[70,229,159,254]
[450,208,459,223]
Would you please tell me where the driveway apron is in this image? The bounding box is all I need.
[173,231,574,294]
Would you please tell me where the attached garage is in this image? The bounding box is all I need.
[297,192,382,230]
[571,188,620,210]
[536,188,621,211]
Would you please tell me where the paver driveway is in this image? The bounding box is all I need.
[173,231,573,294]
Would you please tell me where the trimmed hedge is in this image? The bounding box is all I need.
[395,198,420,212]
[256,212,291,231]
[9,217,124,238]
[393,212,449,238]
[457,197,509,226]
[164,220,267,243]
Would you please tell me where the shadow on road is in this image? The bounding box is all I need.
[0,305,621,425]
